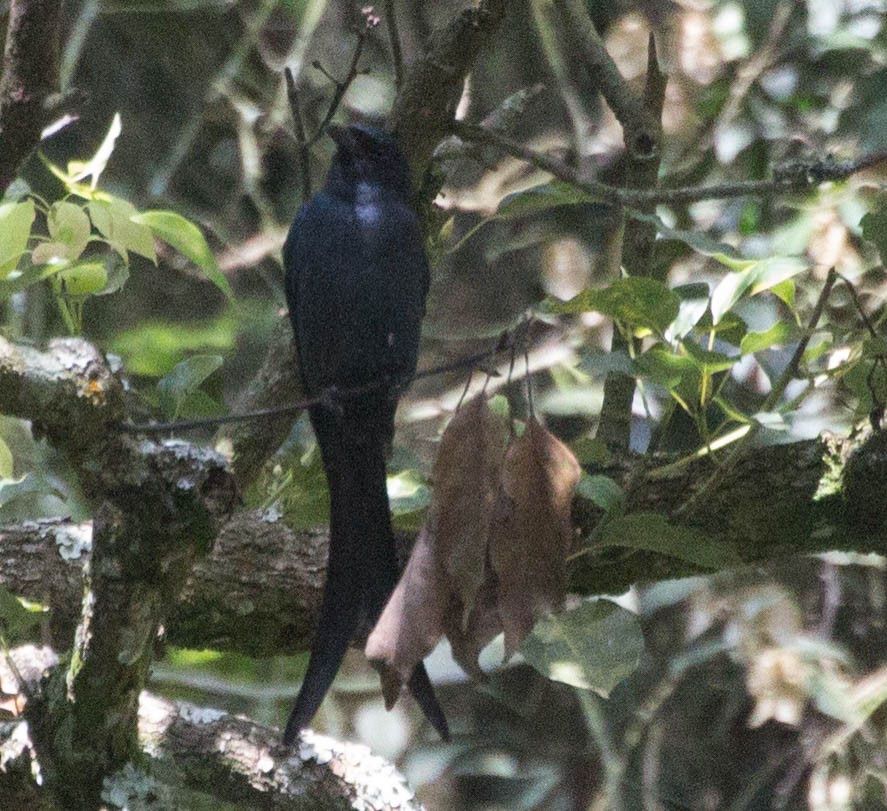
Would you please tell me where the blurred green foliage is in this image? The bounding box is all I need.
[1,0,887,806]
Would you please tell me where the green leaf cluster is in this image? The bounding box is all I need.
[0,114,232,333]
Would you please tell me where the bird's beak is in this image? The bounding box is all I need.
[326,124,355,152]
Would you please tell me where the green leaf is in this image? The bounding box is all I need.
[578,348,634,377]
[597,512,740,569]
[616,207,747,265]
[550,277,680,335]
[649,221,749,268]
[96,254,130,296]
[753,410,788,432]
[109,313,242,376]
[0,584,41,645]
[863,336,887,359]
[712,396,753,425]
[3,178,31,203]
[47,201,91,261]
[740,321,794,355]
[710,269,753,325]
[698,310,748,345]
[710,256,809,324]
[667,283,711,340]
[0,437,12,479]
[133,211,232,299]
[520,599,644,696]
[387,468,431,519]
[769,279,796,310]
[0,474,41,511]
[31,241,70,266]
[66,112,122,189]
[169,388,226,421]
[448,181,599,252]
[861,203,887,264]
[0,200,35,278]
[635,346,699,389]
[0,263,69,300]
[157,354,223,420]
[90,197,156,263]
[576,473,624,513]
[56,262,107,297]
[277,442,331,530]
[496,180,598,217]
[569,435,612,466]
[682,339,737,373]
[747,256,810,294]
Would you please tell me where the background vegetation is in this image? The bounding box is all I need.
[2,0,887,808]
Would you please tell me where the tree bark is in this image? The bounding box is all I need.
[0,646,423,810]
[0,0,61,192]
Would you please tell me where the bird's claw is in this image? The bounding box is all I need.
[321,385,344,416]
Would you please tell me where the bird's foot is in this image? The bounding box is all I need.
[320,385,344,417]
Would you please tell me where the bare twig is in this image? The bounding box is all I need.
[674,269,838,522]
[453,121,887,207]
[307,27,369,146]
[284,66,311,202]
[383,0,405,89]
[836,271,887,428]
[121,342,508,434]
[557,0,658,156]
[761,269,838,413]
[452,120,623,203]
[671,0,794,175]
[529,0,595,151]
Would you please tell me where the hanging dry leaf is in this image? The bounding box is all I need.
[368,405,581,703]
[431,394,507,620]
[365,526,450,707]
[489,418,581,658]
[443,563,502,680]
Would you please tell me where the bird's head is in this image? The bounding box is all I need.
[325,123,413,201]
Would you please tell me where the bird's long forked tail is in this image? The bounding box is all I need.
[283,436,449,745]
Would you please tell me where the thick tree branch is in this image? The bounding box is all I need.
[1,511,398,658]
[1,646,423,810]
[390,0,507,185]
[598,34,666,452]
[214,318,303,487]
[0,0,61,192]
[0,336,124,463]
[4,430,887,659]
[0,336,238,808]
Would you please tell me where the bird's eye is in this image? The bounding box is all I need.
[352,129,377,151]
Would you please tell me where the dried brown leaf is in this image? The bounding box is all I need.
[443,565,502,680]
[489,418,581,658]
[365,526,449,705]
[432,395,507,620]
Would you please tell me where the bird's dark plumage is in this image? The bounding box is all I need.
[281,123,448,745]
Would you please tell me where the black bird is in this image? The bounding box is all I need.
[282,123,449,744]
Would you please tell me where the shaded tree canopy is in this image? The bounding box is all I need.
[0,1,886,809]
